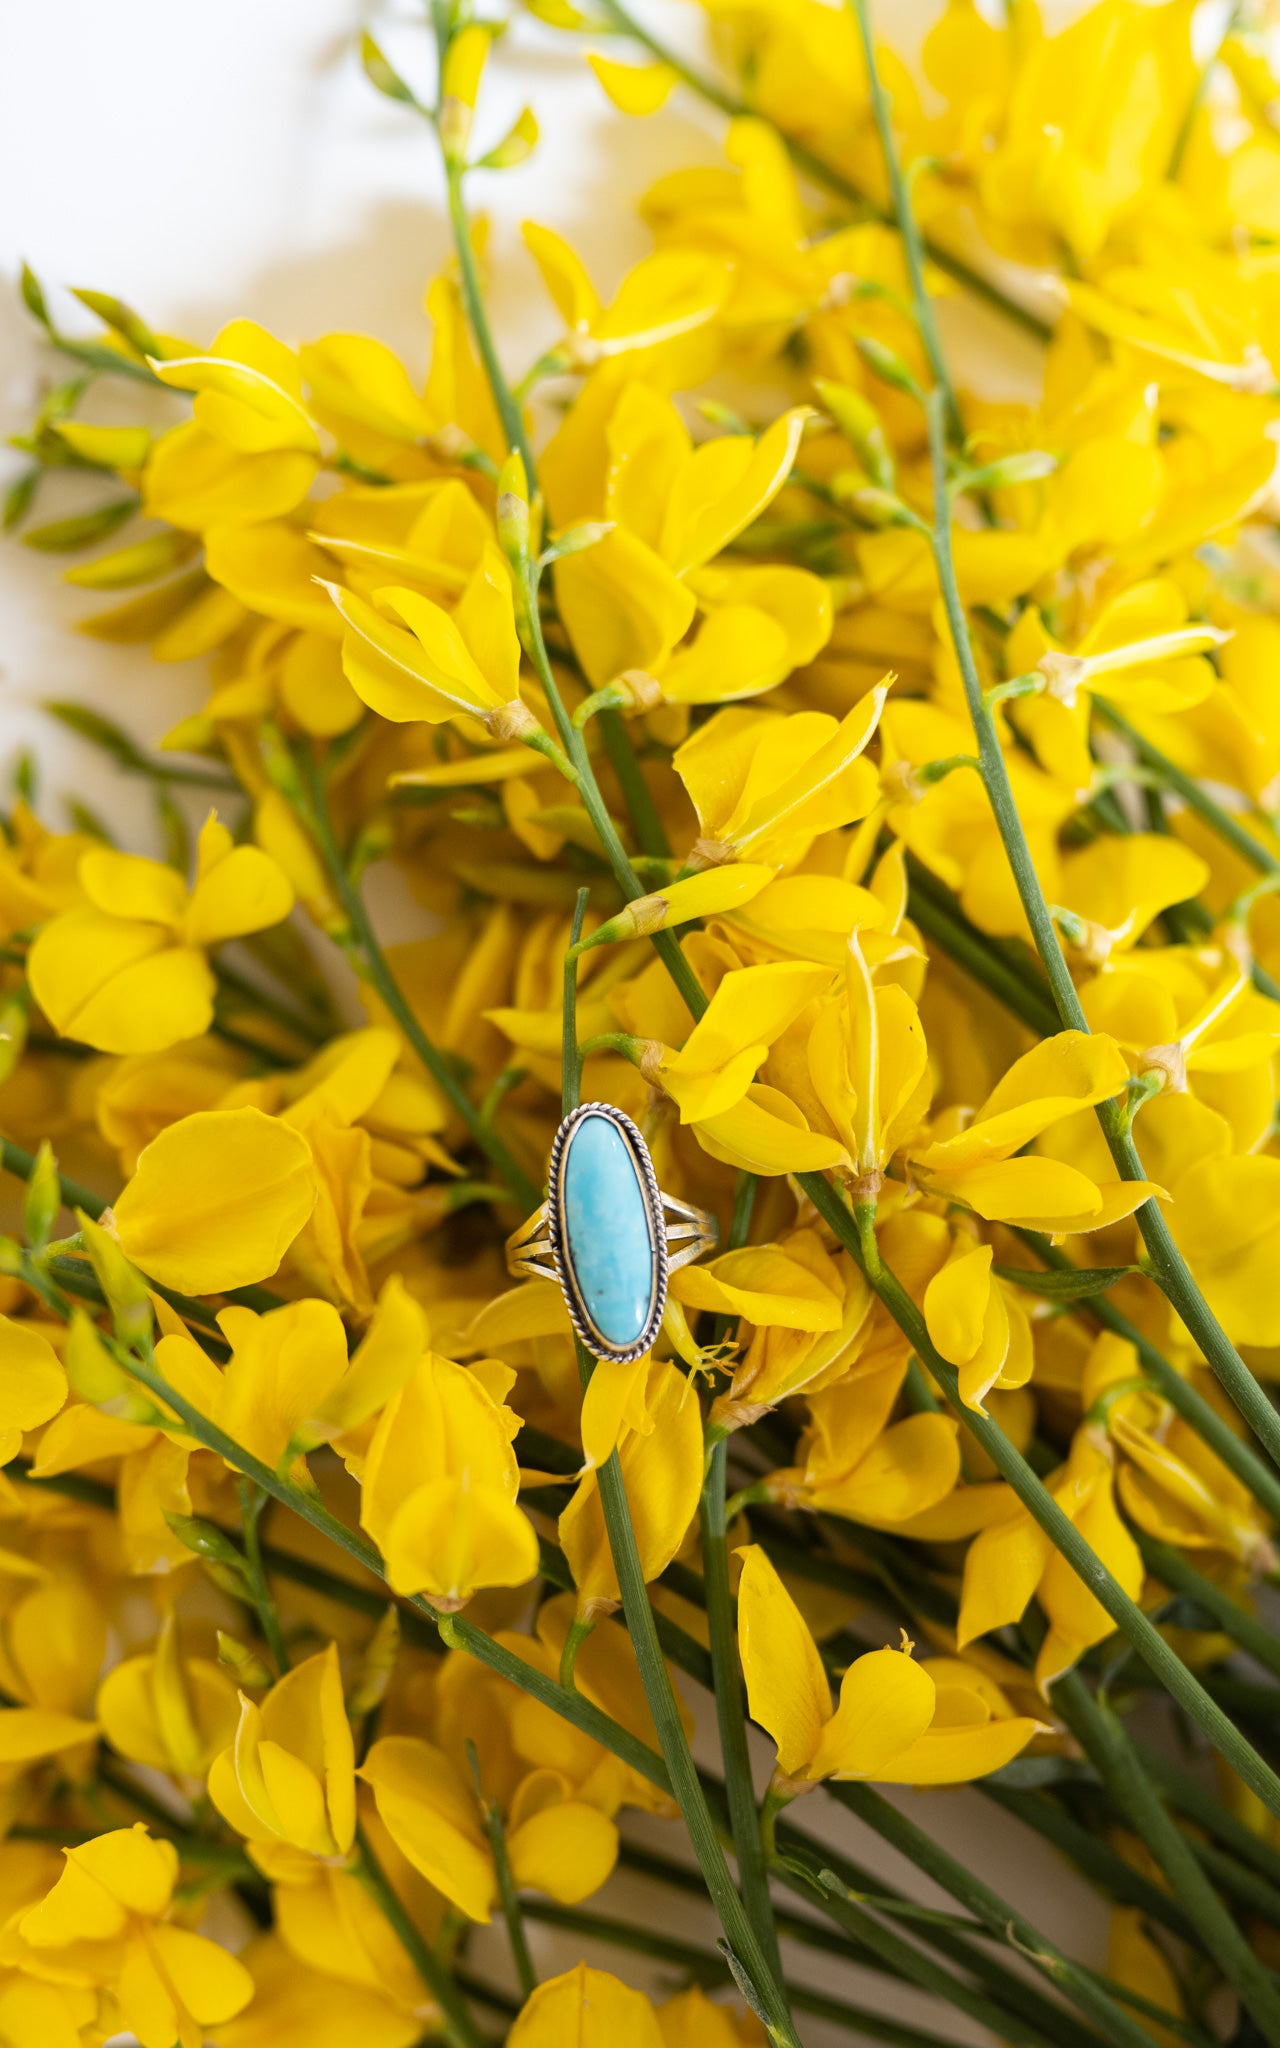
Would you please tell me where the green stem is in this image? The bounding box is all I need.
[800,1175,1280,1820]
[237,1479,289,1675]
[354,1823,482,2048]
[594,1445,800,2043]
[1053,1671,1280,2045]
[622,1834,1102,2048]
[1132,1529,1280,1680]
[295,749,538,1212]
[772,1859,1066,2048]
[105,1344,675,1797]
[1093,696,1280,878]
[597,706,670,859]
[520,1898,962,2048]
[847,0,960,441]
[829,1781,1179,2048]
[1137,1740,1280,1894]
[561,924,799,2046]
[906,876,1058,1036]
[473,1768,537,2001]
[701,1434,780,1981]
[557,1614,593,1691]
[895,85,1280,1475]
[698,1166,779,1979]
[982,1782,1197,1944]
[1012,1228,1280,1528]
[443,158,537,490]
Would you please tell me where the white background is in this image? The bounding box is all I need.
[0,3,1101,2037]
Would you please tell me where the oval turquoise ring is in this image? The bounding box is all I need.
[505,1102,719,1362]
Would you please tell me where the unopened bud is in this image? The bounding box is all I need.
[217,1631,272,1688]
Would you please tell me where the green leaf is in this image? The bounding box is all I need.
[716,1940,773,2029]
[22,1141,62,1254]
[22,496,138,553]
[814,377,895,489]
[0,990,30,1089]
[475,105,539,170]
[43,701,154,774]
[156,786,191,872]
[70,287,162,360]
[12,750,37,805]
[539,519,614,566]
[955,449,1057,494]
[994,1263,1138,1303]
[165,1513,255,1601]
[20,262,50,329]
[64,799,115,843]
[63,1308,132,1404]
[855,335,923,400]
[3,468,38,531]
[360,31,419,105]
[77,1212,152,1345]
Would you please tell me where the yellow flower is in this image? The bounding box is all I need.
[216,1931,422,2048]
[0,804,95,942]
[208,1643,356,1872]
[1085,1334,1273,1569]
[146,320,320,530]
[699,1234,874,1423]
[325,543,539,737]
[523,224,729,376]
[96,1612,239,1781]
[737,1546,1040,1787]
[18,1824,253,2048]
[779,1354,961,1526]
[924,1240,1035,1413]
[656,1985,766,2048]
[553,384,821,698]
[359,1349,538,1607]
[560,1360,703,1613]
[650,960,835,1123]
[932,0,1195,264]
[359,1733,618,1921]
[507,1964,665,2048]
[0,1317,68,1466]
[675,692,886,868]
[909,1031,1163,1233]
[152,1280,422,1488]
[28,816,294,1055]
[958,1429,1144,1688]
[805,930,931,1187]
[112,1105,317,1293]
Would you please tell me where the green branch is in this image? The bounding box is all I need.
[354,1822,483,2048]
[293,748,539,1212]
[846,0,1280,1478]
[560,892,800,2046]
[1053,1671,1280,2045]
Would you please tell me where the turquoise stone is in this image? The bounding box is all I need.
[561,1113,656,1351]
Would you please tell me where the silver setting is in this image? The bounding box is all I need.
[505,1101,718,1363]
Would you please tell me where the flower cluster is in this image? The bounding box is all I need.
[4,1,1280,2042]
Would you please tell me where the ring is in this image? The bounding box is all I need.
[505,1101,719,1363]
